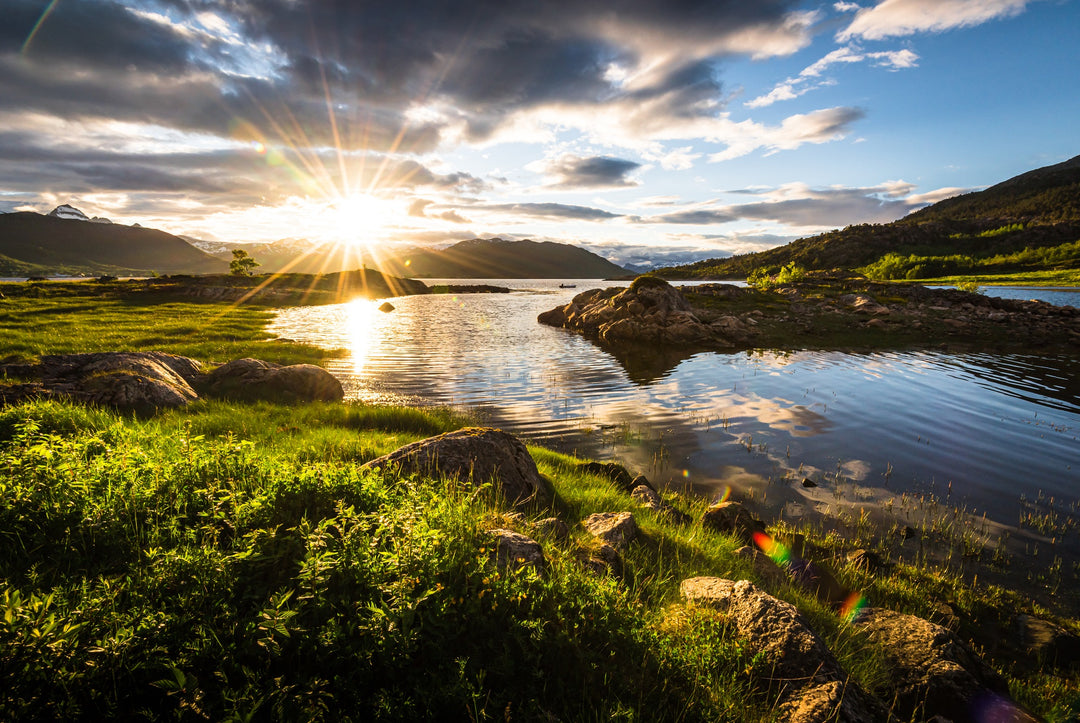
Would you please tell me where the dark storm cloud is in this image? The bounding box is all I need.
[542,155,642,189]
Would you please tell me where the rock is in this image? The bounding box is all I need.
[198,358,344,403]
[539,277,714,346]
[582,511,639,549]
[700,501,764,543]
[680,578,889,722]
[361,427,553,509]
[845,548,885,572]
[578,542,623,577]
[531,517,571,542]
[630,484,661,507]
[732,545,788,590]
[628,473,654,492]
[801,477,817,488]
[486,529,545,573]
[855,608,1031,723]
[79,368,198,414]
[577,460,635,491]
[378,301,395,312]
[1015,614,1080,666]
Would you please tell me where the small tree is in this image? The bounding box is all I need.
[229,248,259,276]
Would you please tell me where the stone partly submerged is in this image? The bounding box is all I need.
[361,427,554,509]
[0,351,343,414]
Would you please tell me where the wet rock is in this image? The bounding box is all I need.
[198,358,344,403]
[856,607,1031,723]
[378,301,395,312]
[486,529,545,573]
[362,427,553,509]
[582,511,639,549]
[680,578,890,722]
[700,501,764,543]
[801,477,817,488]
[1015,614,1080,666]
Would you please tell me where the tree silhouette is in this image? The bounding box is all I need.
[229,248,260,276]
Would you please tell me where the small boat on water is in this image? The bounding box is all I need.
[559,283,577,288]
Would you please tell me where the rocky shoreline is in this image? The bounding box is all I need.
[538,275,1080,352]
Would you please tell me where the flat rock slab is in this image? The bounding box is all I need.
[856,608,1035,723]
[680,577,889,722]
[361,427,553,509]
[582,511,639,549]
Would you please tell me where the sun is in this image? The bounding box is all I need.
[328,193,395,249]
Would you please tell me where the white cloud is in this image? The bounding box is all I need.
[709,106,865,161]
[834,2,863,12]
[839,0,1033,41]
[746,44,917,108]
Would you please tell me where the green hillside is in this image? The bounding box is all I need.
[0,212,227,276]
[657,155,1080,281]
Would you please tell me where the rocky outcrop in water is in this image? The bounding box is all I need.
[538,276,719,346]
[0,351,342,414]
[361,427,554,509]
[538,277,1080,354]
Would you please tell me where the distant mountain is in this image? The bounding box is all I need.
[375,238,631,278]
[657,154,1080,279]
[0,208,227,276]
[189,236,631,278]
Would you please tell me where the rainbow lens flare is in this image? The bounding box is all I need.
[840,592,867,622]
[752,532,792,566]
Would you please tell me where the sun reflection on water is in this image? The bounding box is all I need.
[344,298,381,375]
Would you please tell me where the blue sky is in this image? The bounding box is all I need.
[1,0,1077,268]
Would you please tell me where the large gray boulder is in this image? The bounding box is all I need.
[360,427,553,508]
[856,608,1034,722]
[197,358,343,403]
[680,577,890,722]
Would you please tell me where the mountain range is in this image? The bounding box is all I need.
[0,209,226,276]
[187,236,630,278]
[657,154,1080,278]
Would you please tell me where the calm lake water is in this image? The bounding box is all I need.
[268,280,1080,600]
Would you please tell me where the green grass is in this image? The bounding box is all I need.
[895,269,1080,286]
[0,296,334,365]
[1,399,1077,720]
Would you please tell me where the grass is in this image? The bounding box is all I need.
[0,295,334,365]
[895,269,1080,286]
[0,398,1077,720]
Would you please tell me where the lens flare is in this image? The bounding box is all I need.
[752,532,792,566]
[839,592,867,623]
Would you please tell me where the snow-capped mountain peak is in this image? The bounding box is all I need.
[48,204,90,221]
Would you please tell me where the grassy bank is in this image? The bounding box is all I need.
[0,287,335,365]
[1,398,1077,720]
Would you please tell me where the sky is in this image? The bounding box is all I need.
[1,0,1078,268]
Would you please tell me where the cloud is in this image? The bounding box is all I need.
[469,202,623,222]
[709,106,866,161]
[645,180,938,228]
[746,45,918,108]
[537,155,642,189]
[839,0,1033,41]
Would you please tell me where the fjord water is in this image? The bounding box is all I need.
[268,280,1080,544]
